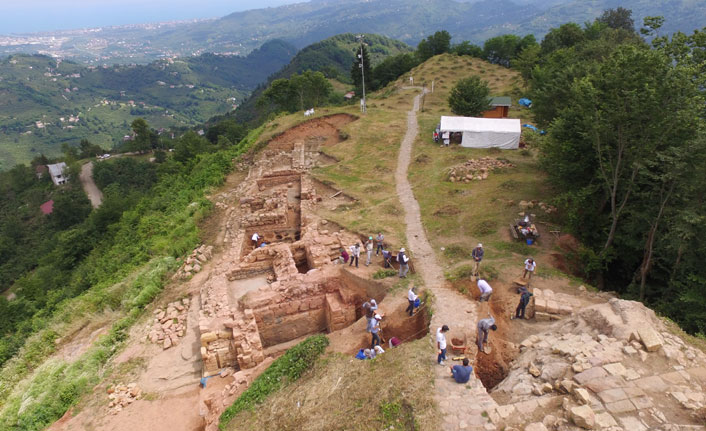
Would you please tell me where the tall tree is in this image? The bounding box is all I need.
[417,30,452,61]
[447,76,491,117]
[597,7,635,32]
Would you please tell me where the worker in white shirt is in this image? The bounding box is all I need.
[477,278,492,302]
[523,257,537,279]
[405,286,417,316]
[251,232,260,248]
[436,325,449,365]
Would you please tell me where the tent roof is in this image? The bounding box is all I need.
[489,96,512,107]
[440,116,521,134]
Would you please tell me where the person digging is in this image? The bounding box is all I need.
[476,314,497,354]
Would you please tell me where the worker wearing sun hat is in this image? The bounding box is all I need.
[365,236,374,266]
[398,247,410,278]
[471,243,484,276]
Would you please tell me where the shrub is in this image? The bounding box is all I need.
[442,244,468,260]
[373,269,397,279]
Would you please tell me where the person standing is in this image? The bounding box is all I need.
[477,278,493,302]
[471,243,484,276]
[523,257,536,279]
[476,315,497,353]
[398,247,410,278]
[349,243,360,268]
[365,237,374,266]
[450,358,473,383]
[362,299,378,326]
[405,286,417,317]
[369,314,382,348]
[513,288,533,320]
[251,232,260,248]
[437,325,449,365]
[375,232,385,256]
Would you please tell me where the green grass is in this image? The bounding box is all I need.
[220,335,330,430]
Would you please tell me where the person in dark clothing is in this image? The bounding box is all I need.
[513,288,533,320]
[382,249,392,268]
[340,247,349,264]
[450,358,473,383]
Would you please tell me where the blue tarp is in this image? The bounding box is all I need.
[522,124,546,135]
[355,349,367,360]
[518,98,532,108]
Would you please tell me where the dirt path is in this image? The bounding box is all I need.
[395,89,497,431]
[80,161,103,208]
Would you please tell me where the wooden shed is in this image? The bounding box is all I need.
[482,96,511,118]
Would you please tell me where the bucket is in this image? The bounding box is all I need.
[526,238,534,245]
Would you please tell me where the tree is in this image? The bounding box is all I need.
[129,118,157,153]
[448,76,491,117]
[598,7,635,32]
[452,41,483,57]
[417,30,452,61]
[78,139,103,159]
[540,23,586,55]
[371,53,419,90]
[541,44,703,293]
[482,34,536,67]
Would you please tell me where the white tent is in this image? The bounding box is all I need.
[439,116,521,149]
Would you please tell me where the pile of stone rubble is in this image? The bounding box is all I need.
[448,157,514,183]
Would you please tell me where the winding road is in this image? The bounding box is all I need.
[80,162,103,209]
[395,88,497,430]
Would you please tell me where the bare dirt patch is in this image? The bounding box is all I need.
[266,113,357,151]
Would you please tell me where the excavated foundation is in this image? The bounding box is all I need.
[197,114,369,376]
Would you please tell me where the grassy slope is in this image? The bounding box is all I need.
[406,53,564,283]
[227,339,438,431]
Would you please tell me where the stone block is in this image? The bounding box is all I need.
[496,404,516,419]
[597,388,627,403]
[570,405,595,429]
[535,298,547,312]
[605,399,636,414]
[633,375,668,393]
[602,362,627,376]
[546,300,559,314]
[574,367,608,385]
[637,327,663,352]
[630,396,653,410]
[535,312,552,322]
[594,412,618,428]
[524,424,548,431]
[574,388,591,405]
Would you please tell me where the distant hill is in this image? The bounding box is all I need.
[0,40,296,168]
[2,0,704,64]
[230,33,412,124]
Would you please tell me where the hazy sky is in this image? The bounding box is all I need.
[0,0,304,34]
